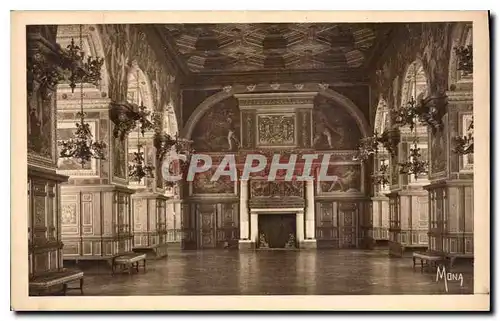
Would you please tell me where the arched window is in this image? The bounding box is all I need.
[401,61,428,106]
[164,98,179,136]
[126,66,154,187]
[400,60,430,184]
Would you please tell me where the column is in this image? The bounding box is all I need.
[251,213,259,243]
[296,211,305,244]
[305,179,316,239]
[174,199,182,242]
[239,179,249,239]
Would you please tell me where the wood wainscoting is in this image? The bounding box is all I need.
[315,199,370,249]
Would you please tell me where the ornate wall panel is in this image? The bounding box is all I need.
[28,168,66,279]
[60,186,134,260]
[256,114,296,147]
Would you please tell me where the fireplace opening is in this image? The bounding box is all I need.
[258,214,296,249]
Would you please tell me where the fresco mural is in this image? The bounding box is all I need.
[317,164,362,194]
[312,97,362,150]
[430,128,447,175]
[28,82,54,160]
[113,136,127,179]
[191,97,241,152]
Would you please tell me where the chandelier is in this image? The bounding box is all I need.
[61,25,104,93]
[353,133,381,162]
[353,132,393,187]
[371,161,390,187]
[454,44,473,76]
[393,66,445,133]
[128,142,155,182]
[453,119,474,155]
[59,25,107,167]
[398,136,428,180]
[396,66,428,180]
[128,72,155,182]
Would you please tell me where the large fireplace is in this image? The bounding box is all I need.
[258,214,296,249]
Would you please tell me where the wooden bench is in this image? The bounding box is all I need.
[412,251,446,272]
[29,269,84,296]
[112,253,147,275]
[446,253,474,270]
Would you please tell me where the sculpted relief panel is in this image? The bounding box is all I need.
[312,97,362,150]
[250,180,304,198]
[191,97,241,152]
[191,169,236,195]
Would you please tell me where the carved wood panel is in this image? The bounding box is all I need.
[250,180,304,198]
[216,203,239,246]
[316,201,359,248]
[197,204,217,249]
[338,202,358,248]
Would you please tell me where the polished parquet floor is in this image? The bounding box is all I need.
[62,249,473,296]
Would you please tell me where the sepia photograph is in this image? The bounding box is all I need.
[10,10,490,311]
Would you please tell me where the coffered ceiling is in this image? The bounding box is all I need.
[154,23,394,86]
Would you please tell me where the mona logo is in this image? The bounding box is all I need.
[436,266,464,292]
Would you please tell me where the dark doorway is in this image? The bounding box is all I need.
[258,214,296,249]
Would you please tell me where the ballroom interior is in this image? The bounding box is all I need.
[26,22,474,295]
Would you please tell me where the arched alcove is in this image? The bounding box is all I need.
[181,85,370,140]
[164,98,179,136]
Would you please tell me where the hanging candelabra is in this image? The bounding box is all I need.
[453,119,474,155]
[110,72,154,140]
[397,67,428,180]
[128,139,155,182]
[353,132,392,187]
[60,25,104,93]
[393,65,445,133]
[454,44,473,76]
[372,160,390,187]
[59,25,107,167]
[398,138,428,180]
[128,72,155,182]
[353,132,381,162]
